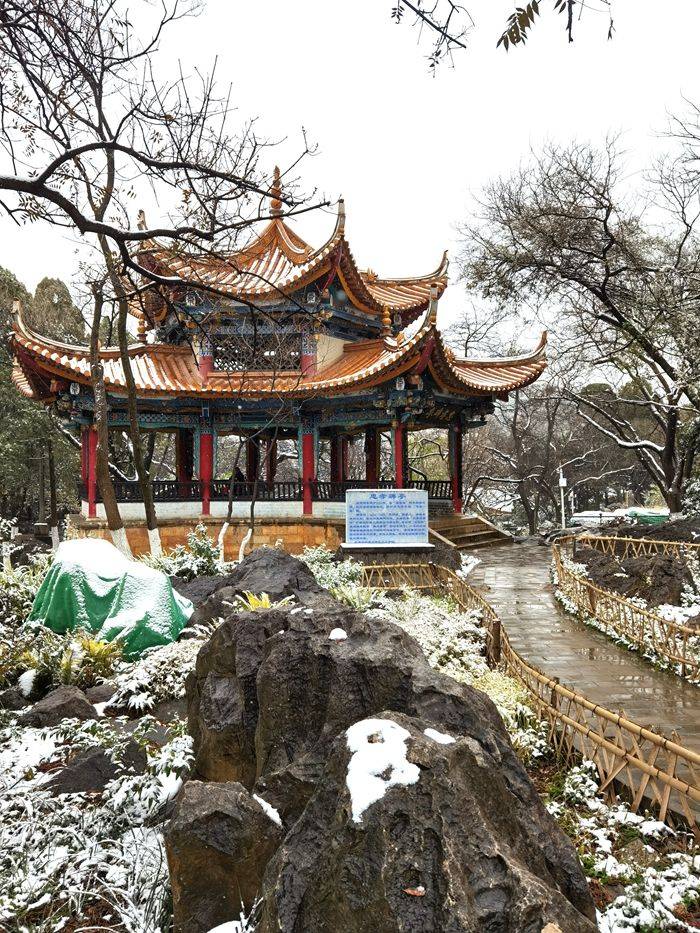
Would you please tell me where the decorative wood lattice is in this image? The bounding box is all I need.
[360,562,700,835]
[553,538,700,681]
[212,331,301,372]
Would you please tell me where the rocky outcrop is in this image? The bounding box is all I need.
[171,548,597,932]
[47,741,147,795]
[20,685,97,727]
[180,546,337,632]
[0,686,29,710]
[258,712,595,933]
[165,780,283,933]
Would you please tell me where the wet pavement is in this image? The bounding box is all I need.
[470,543,700,750]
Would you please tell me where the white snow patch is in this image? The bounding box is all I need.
[424,727,456,745]
[206,922,248,933]
[253,793,282,827]
[93,701,108,717]
[329,628,347,641]
[17,668,36,698]
[345,719,419,823]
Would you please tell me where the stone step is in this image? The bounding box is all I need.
[429,514,512,551]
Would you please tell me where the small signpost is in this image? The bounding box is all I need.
[343,488,431,549]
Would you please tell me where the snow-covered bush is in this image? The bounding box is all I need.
[0,625,123,696]
[681,479,700,516]
[301,546,363,589]
[543,759,699,930]
[108,639,201,712]
[142,523,230,581]
[0,551,52,630]
[0,716,193,931]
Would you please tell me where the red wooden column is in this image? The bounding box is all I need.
[175,429,194,483]
[392,421,406,489]
[197,335,213,382]
[330,434,343,484]
[450,421,463,514]
[365,426,379,485]
[87,427,98,518]
[246,438,261,483]
[341,436,350,481]
[265,437,277,488]
[301,428,315,515]
[199,431,214,516]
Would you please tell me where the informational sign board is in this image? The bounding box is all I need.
[345,488,429,546]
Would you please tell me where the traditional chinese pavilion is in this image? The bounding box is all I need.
[11,178,546,547]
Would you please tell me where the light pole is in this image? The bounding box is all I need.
[559,466,568,529]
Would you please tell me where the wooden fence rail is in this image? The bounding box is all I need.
[553,537,700,681]
[574,533,700,561]
[360,561,700,835]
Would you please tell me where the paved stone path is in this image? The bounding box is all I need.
[470,543,700,751]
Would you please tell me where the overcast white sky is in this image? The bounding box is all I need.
[2,0,699,342]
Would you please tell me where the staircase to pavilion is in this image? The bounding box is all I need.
[429,513,512,551]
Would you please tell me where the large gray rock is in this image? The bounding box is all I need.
[181,546,337,632]
[0,686,29,710]
[20,685,97,727]
[47,741,147,795]
[165,780,283,933]
[186,604,594,924]
[258,712,597,933]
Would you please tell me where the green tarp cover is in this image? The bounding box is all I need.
[30,539,193,657]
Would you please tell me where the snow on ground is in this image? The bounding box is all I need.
[345,718,420,823]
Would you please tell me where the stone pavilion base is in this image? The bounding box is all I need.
[68,514,344,559]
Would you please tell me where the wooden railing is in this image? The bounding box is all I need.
[209,480,303,501]
[313,479,453,501]
[360,561,700,834]
[553,537,700,681]
[573,533,700,561]
[82,478,453,504]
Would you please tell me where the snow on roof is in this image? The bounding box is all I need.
[345,718,419,823]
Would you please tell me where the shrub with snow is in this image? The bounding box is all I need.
[108,639,202,712]
[142,523,231,581]
[544,759,698,931]
[0,715,193,931]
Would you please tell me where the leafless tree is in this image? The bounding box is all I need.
[0,0,322,553]
[458,141,700,512]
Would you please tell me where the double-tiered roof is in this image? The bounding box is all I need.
[12,190,546,404]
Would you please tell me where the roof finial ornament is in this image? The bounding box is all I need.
[337,197,345,235]
[381,305,392,339]
[270,166,282,217]
[137,209,147,231]
[427,284,439,326]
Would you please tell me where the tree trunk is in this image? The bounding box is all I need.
[47,438,59,550]
[116,294,161,555]
[37,451,46,525]
[90,284,131,556]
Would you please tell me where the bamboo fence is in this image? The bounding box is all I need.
[553,537,700,681]
[574,533,700,562]
[360,561,700,835]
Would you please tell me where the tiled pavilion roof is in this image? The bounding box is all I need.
[135,198,449,326]
[12,296,547,403]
